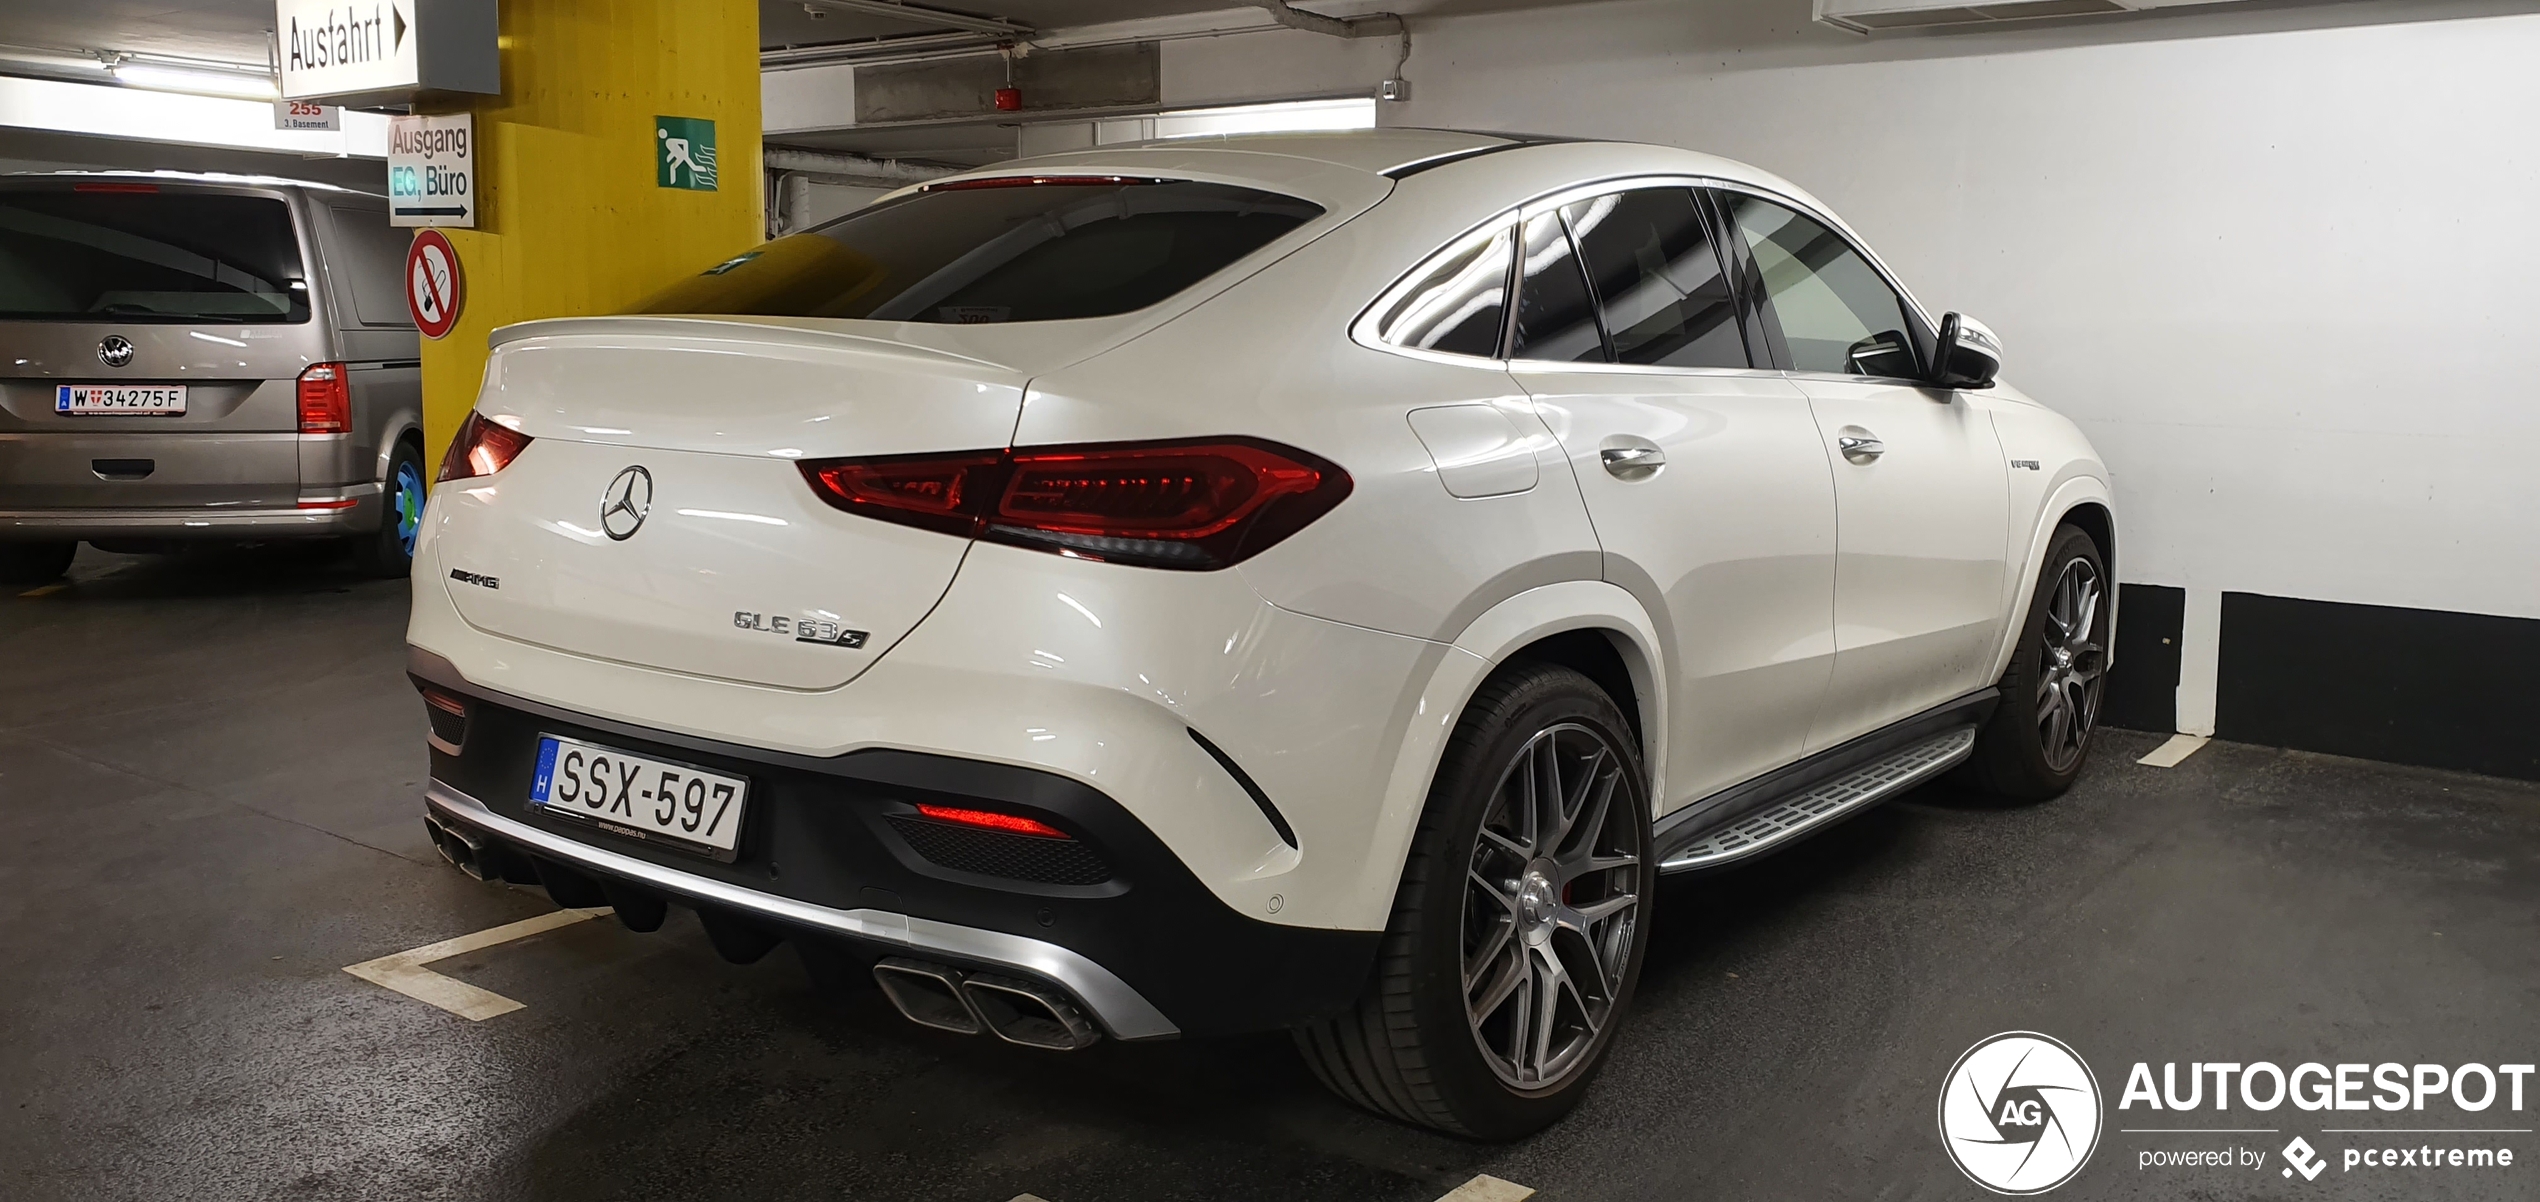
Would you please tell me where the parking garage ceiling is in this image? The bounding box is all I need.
[0,0,1549,74]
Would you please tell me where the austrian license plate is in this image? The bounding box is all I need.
[529,734,749,857]
[57,384,187,415]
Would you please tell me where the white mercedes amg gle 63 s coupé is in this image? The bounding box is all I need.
[409,129,2114,1138]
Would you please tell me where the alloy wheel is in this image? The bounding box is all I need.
[1462,722,1642,1091]
[392,461,426,558]
[2035,558,2106,773]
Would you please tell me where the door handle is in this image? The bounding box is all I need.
[1837,433,1885,464]
[1600,444,1666,479]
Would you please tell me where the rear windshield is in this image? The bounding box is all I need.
[633,178,1323,323]
[0,189,309,323]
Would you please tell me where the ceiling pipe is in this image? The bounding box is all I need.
[763,147,959,184]
[1251,1,1404,40]
[797,0,1032,37]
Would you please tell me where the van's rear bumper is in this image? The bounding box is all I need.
[0,487,380,540]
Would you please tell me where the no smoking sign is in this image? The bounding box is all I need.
[405,229,465,339]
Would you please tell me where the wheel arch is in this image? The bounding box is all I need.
[1988,476,2119,682]
[1349,581,1667,922]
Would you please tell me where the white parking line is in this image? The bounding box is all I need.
[2137,733,2211,768]
[1435,1175,1535,1202]
[343,907,610,1020]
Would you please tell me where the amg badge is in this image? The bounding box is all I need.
[448,568,500,590]
[734,610,869,648]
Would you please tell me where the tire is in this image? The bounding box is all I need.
[1295,662,1653,1139]
[1960,523,2110,800]
[0,540,76,585]
[351,440,428,579]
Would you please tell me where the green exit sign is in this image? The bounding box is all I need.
[655,116,717,191]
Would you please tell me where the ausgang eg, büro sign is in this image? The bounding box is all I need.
[387,112,474,228]
[275,0,498,106]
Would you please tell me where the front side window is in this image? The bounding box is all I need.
[1509,209,1605,363]
[1720,193,1921,378]
[1369,224,1511,357]
[0,189,308,323]
[635,178,1323,323]
[1563,187,1746,370]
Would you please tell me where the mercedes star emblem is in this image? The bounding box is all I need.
[97,335,135,368]
[600,465,654,541]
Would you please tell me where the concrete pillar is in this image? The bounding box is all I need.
[418,0,762,465]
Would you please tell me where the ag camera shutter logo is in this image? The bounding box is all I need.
[1940,1032,2104,1194]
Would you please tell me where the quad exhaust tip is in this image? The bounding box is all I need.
[871,957,1100,1051]
[423,814,495,881]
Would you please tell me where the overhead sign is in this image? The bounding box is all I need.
[275,0,498,105]
[387,112,473,228]
[273,99,341,131]
[655,117,718,192]
[406,229,464,339]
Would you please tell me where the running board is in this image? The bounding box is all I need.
[1658,727,1977,873]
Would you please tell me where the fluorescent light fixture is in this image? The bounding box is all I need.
[0,75,387,156]
[1153,97,1376,139]
[112,63,278,100]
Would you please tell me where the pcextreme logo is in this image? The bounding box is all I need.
[1939,1032,2105,1194]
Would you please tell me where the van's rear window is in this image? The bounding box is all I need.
[634,178,1323,323]
[0,190,309,323]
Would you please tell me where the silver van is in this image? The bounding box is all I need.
[0,172,424,582]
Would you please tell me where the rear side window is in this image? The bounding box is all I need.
[323,204,415,327]
[1720,193,1922,378]
[1367,225,1511,357]
[1509,209,1604,363]
[0,189,309,322]
[1563,188,1746,369]
[636,178,1323,323]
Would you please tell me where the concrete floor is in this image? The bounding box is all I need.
[4,544,2535,1202]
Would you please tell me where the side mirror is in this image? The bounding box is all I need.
[1931,312,2002,390]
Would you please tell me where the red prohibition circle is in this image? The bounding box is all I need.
[405,229,465,340]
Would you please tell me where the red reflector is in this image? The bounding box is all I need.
[418,687,469,717]
[296,362,350,434]
[436,411,533,483]
[74,182,159,193]
[923,175,1159,191]
[296,498,360,510]
[799,438,1349,570]
[914,803,1067,839]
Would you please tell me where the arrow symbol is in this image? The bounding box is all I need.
[393,3,408,52]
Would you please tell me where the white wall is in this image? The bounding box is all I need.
[1379,0,2540,623]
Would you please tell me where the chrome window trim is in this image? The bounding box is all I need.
[424,779,1181,1041]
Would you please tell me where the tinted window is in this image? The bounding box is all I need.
[1371,225,1510,357]
[1722,194,1920,378]
[324,204,414,327]
[0,190,308,322]
[636,179,1322,323]
[1564,188,1745,369]
[1509,209,1604,362]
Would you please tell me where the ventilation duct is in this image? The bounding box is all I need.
[1815,0,2251,33]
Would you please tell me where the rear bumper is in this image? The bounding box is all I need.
[412,662,1380,1038]
[0,485,380,540]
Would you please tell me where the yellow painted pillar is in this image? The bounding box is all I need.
[419,0,762,466]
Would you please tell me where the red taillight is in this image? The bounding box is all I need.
[913,803,1068,839]
[800,437,1350,570]
[436,410,533,482]
[296,362,350,434]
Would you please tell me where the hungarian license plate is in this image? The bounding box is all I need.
[529,734,749,856]
[57,384,187,415]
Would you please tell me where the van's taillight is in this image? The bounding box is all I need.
[436,411,532,482]
[296,363,350,434]
[800,438,1350,570]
